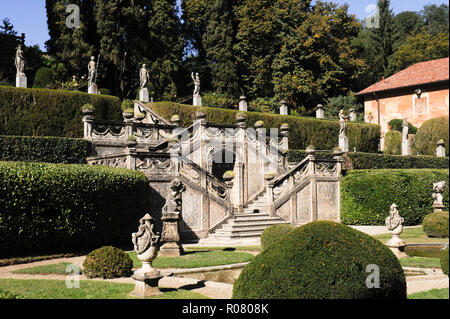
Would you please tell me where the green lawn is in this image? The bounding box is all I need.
[12,262,81,275]
[0,279,209,299]
[399,257,442,269]
[408,288,449,299]
[373,227,449,244]
[129,250,255,269]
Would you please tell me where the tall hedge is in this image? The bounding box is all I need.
[149,102,381,152]
[384,130,402,155]
[0,135,92,164]
[0,86,121,138]
[0,161,153,257]
[412,116,449,156]
[341,169,449,226]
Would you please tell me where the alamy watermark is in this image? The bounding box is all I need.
[365,264,380,289]
[66,4,80,29]
[65,264,81,289]
[365,4,380,29]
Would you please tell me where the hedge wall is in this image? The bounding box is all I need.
[341,169,449,226]
[149,102,381,152]
[0,86,121,138]
[0,135,92,164]
[0,161,153,257]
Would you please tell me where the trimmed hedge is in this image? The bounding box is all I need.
[441,247,449,276]
[413,116,449,156]
[341,169,449,226]
[0,161,153,257]
[384,130,402,155]
[232,221,406,299]
[0,86,121,138]
[149,102,381,152]
[83,246,133,279]
[422,211,449,238]
[260,224,296,250]
[0,135,92,164]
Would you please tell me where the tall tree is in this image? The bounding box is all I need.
[421,4,449,34]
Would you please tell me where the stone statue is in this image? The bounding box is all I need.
[402,118,409,143]
[15,45,25,76]
[191,72,200,96]
[159,178,186,257]
[139,64,150,89]
[87,56,96,86]
[432,181,446,212]
[130,213,162,297]
[338,109,347,137]
[385,203,407,257]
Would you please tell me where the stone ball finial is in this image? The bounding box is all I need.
[236,112,247,123]
[171,114,180,124]
[280,123,290,131]
[254,120,264,129]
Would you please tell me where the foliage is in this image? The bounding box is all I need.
[408,288,449,299]
[121,99,134,111]
[422,212,449,238]
[384,130,402,155]
[83,246,133,279]
[150,102,381,152]
[0,288,20,300]
[388,119,418,134]
[0,161,153,256]
[441,248,449,276]
[248,97,278,114]
[202,92,237,108]
[412,117,449,156]
[232,221,406,299]
[0,135,92,164]
[341,169,449,226]
[32,67,53,89]
[260,224,296,250]
[325,95,363,119]
[0,86,121,137]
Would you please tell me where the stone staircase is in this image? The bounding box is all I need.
[208,191,289,240]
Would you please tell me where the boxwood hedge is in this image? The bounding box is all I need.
[341,169,449,226]
[0,135,92,164]
[0,161,153,257]
[0,86,121,138]
[149,102,381,152]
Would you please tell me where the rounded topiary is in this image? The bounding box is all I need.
[83,246,133,279]
[233,221,406,299]
[384,130,402,155]
[388,119,418,135]
[441,247,449,276]
[260,224,296,250]
[412,116,449,156]
[422,211,449,238]
[33,67,52,88]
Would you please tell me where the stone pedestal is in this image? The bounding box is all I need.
[193,95,202,106]
[159,212,184,257]
[316,104,324,119]
[386,236,408,258]
[436,140,446,157]
[339,136,349,152]
[433,203,445,213]
[280,100,288,115]
[402,141,411,156]
[16,75,27,88]
[239,96,248,111]
[139,88,149,103]
[130,266,163,298]
[159,241,183,257]
[88,83,98,94]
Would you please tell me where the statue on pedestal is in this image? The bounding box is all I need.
[191,72,202,106]
[385,203,407,258]
[402,118,409,143]
[139,64,150,102]
[15,45,27,88]
[432,181,446,212]
[87,56,98,94]
[338,109,347,137]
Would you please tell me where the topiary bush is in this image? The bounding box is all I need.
[422,211,449,238]
[388,119,418,135]
[441,247,449,276]
[83,246,133,279]
[260,224,296,250]
[384,130,402,155]
[412,116,449,156]
[341,169,449,225]
[233,221,406,299]
[32,67,53,89]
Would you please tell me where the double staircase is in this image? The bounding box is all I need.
[208,191,289,240]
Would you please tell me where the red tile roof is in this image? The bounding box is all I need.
[356,57,449,96]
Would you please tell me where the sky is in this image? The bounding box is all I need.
[0,0,449,50]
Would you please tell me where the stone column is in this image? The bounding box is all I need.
[436,139,446,157]
[349,109,357,121]
[123,111,134,140]
[265,174,276,217]
[239,96,248,112]
[82,108,94,139]
[280,100,288,115]
[316,104,324,119]
[280,123,289,153]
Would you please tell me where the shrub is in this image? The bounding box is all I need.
[202,92,237,108]
[260,224,296,250]
[121,99,134,111]
[422,212,449,238]
[388,119,418,135]
[0,161,153,256]
[83,246,133,279]
[248,97,278,113]
[232,221,406,299]
[150,102,381,152]
[441,247,449,276]
[287,150,336,163]
[325,95,363,119]
[32,67,53,89]
[0,86,121,138]
[341,169,449,225]
[0,135,92,164]
[384,130,402,155]
[343,152,449,170]
[413,117,449,156]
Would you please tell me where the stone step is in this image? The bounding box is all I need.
[210,230,266,239]
[221,223,287,232]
